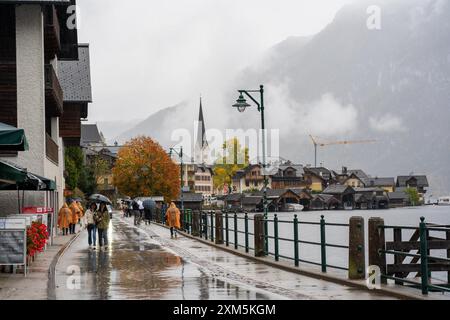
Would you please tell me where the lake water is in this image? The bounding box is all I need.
[221,205,450,281]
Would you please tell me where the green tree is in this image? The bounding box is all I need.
[405,187,420,206]
[213,138,249,193]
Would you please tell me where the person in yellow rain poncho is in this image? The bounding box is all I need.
[58,203,72,236]
[165,202,181,238]
[76,201,85,228]
[69,200,81,235]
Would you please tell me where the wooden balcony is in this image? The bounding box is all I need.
[44,5,61,60]
[45,64,64,117]
[0,62,17,126]
[46,133,59,164]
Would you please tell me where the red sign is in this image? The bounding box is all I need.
[22,207,54,214]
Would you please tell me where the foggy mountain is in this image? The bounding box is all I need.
[103,0,450,195]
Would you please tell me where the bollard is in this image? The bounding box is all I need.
[348,216,365,280]
[320,215,327,273]
[368,217,387,283]
[203,212,208,240]
[244,213,249,253]
[419,217,429,295]
[191,211,200,237]
[254,214,266,257]
[215,211,224,244]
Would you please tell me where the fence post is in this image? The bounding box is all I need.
[320,215,327,272]
[348,216,365,280]
[192,211,200,236]
[274,214,279,261]
[210,211,214,242]
[294,214,299,267]
[254,214,265,257]
[215,211,223,245]
[234,212,238,250]
[419,217,429,295]
[368,217,387,283]
[204,212,208,240]
[244,213,249,253]
[225,212,229,246]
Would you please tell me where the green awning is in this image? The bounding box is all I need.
[33,174,57,191]
[0,122,29,151]
[0,160,45,191]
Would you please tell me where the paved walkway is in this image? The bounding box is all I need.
[0,230,79,300]
[125,217,396,300]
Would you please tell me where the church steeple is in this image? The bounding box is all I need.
[197,96,207,148]
[195,96,209,164]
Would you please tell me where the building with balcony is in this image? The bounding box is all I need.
[0,1,89,214]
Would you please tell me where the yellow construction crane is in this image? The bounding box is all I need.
[309,135,378,167]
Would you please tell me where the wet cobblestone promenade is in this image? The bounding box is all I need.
[54,214,396,300]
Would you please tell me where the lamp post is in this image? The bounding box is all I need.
[169,146,184,212]
[232,85,269,252]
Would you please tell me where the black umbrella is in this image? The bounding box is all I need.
[142,199,156,210]
[88,194,112,204]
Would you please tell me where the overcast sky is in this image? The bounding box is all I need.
[77,0,353,123]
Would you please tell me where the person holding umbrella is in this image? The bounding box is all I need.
[84,202,98,250]
[95,202,110,251]
[165,202,181,238]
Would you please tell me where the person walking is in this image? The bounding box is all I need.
[57,203,72,236]
[69,200,81,234]
[84,202,98,250]
[165,202,181,238]
[95,203,110,251]
[76,201,85,229]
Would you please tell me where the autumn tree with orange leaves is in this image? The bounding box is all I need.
[112,136,180,201]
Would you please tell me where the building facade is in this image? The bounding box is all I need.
[0,1,88,214]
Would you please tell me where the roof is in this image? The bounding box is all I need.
[388,192,408,200]
[177,192,203,203]
[354,187,385,193]
[323,185,355,195]
[362,177,395,187]
[81,124,103,145]
[347,169,368,179]
[269,164,304,177]
[58,44,92,102]
[313,194,340,204]
[241,196,263,205]
[225,193,243,201]
[304,167,332,180]
[397,175,429,188]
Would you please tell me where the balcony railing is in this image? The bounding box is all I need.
[44,5,61,60]
[45,64,64,117]
[46,133,59,164]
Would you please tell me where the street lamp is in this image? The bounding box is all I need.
[169,146,184,212]
[232,85,269,252]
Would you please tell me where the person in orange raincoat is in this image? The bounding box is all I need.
[58,203,72,236]
[76,201,85,228]
[165,202,181,238]
[69,200,81,234]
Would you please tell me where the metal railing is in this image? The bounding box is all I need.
[263,214,349,272]
[177,210,349,273]
[379,217,450,295]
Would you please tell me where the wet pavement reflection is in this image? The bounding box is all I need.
[54,217,278,300]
